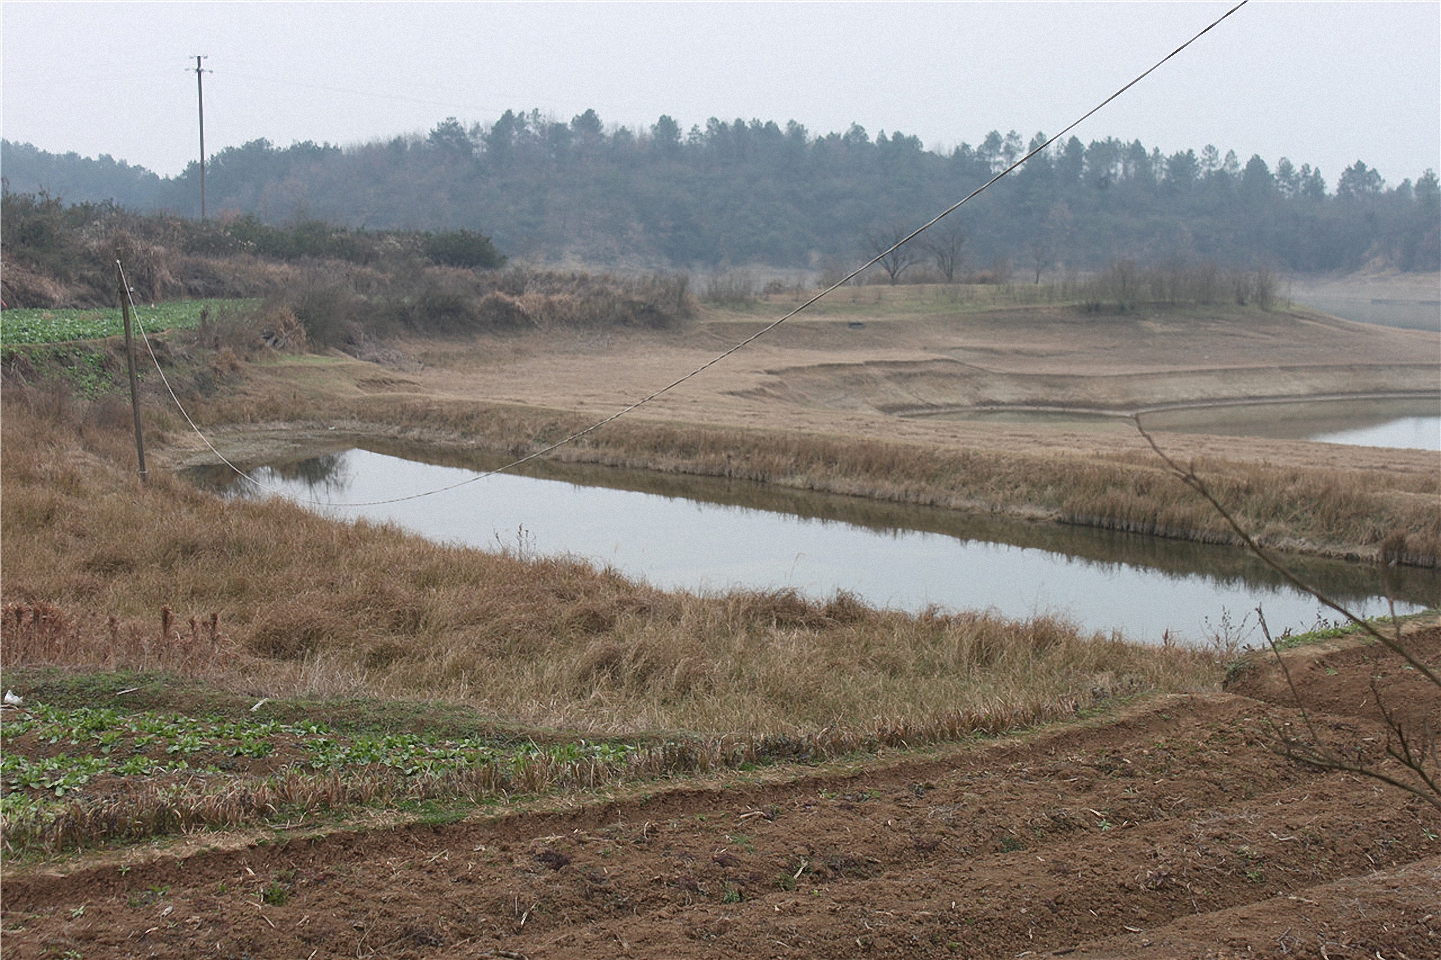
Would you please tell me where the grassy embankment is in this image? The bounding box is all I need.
[21,292,1439,570]
[3,382,1218,732]
[1,363,1223,854]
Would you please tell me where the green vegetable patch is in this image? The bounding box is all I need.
[0,697,637,855]
[1,299,254,345]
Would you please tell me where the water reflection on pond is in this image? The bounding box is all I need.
[191,445,1439,646]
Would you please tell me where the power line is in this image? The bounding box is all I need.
[140,0,1250,509]
[119,268,257,484]
[118,263,357,509]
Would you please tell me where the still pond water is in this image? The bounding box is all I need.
[195,445,1439,647]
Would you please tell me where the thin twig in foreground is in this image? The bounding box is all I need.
[1133,417,1437,687]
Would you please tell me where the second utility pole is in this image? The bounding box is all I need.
[117,260,148,484]
[193,54,208,219]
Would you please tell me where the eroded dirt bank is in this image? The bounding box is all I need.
[6,626,1438,959]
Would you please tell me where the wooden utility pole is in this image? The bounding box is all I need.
[117,261,148,483]
[193,55,209,219]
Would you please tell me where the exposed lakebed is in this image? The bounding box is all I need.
[914,397,1441,450]
[190,443,1438,646]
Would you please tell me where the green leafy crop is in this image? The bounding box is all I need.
[1,299,253,345]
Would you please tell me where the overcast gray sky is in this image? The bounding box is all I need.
[3,1,1438,186]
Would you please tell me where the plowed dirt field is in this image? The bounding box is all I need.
[5,627,1438,959]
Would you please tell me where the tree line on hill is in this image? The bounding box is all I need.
[3,110,1437,274]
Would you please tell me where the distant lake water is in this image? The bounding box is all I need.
[1309,415,1440,450]
[191,446,1439,648]
[1288,294,1441,332]
[918,398,1440,452]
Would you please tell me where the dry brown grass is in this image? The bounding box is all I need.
[1,386,1222,737]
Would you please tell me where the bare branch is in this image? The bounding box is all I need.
[1133,417,1437,686]
[1138,417,1440,811]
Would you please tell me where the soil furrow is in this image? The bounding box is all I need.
[6,679,1438,960]
[1069,854,1441,959]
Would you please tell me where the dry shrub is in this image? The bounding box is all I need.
[183,301,306,360]
[173,253,302,299]
[0,260,74,308]
[703,270,758,306]
[822,590,874,625]
[248,599,356,661]
[1380,529,1409,565]
[475,290,532,328]
[260,262,695,346]
[568,632,718,702]
[571,640,630,688]
[84,394,133,434]
[281,281,367,347]
[363,638,411,670]
[564,603,618,636]
[4,375,75,425]
[1079,259,1277,313]
[724,588,832,630]
[208,346,243,376]
[473,269,693,331]
[92,229,181,303]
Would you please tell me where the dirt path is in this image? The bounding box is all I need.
[6,628,1438,959]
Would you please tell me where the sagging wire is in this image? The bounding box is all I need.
[118,266,284,496]
[131,0,1249,509]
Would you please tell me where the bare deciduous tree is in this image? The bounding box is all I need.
[866,223,921,285]
[920,220,967,283]
[1026,237,1052,284]
[1258,607,1439,812]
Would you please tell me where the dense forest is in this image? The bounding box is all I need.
[4,110,1437,274]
